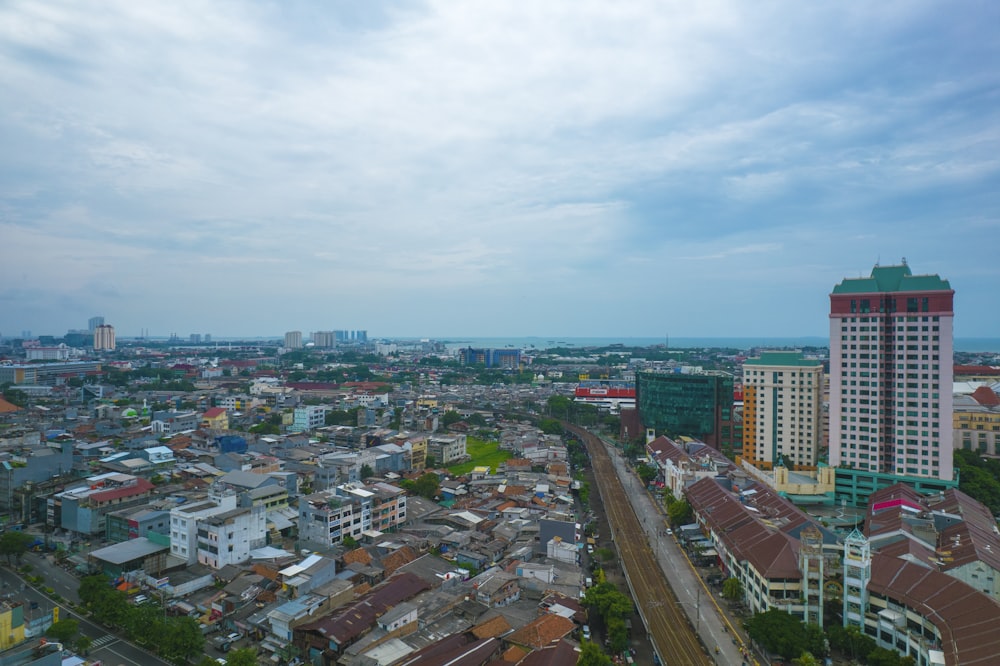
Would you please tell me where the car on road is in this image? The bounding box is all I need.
[225,632,241,642]
[582,625,591,641]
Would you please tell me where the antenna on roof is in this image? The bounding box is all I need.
[901,256,907,266]
[875,255,880,267]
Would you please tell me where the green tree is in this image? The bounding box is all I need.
[722,577,744,602]
[46,619,79,644]
[441,410,463,428]
[224,647,260,666]
[793,652,821,666]
[412,472,440,499]
[538,417,563,435]
[667,499,692,527]
[827,624,875,661]
[576,641,613,666]
[159,616,204,664]
[744,609,825,661]
[606,615,629,653]
[360,464,374,479]
[0,531,34,564]
[637,464,658,486]
[75,635,92,655]
[343,535,358,548]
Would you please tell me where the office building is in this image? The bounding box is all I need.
[284,330,303,349]
[742,351,824,469]
[636,371,737,451]
[458,347,521,369]
[88,316,104,331]
[93,324,116,351]
[829,261,954,481]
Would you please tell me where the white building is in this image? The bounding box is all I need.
[169,489,239,564]
[196,504,267,569]
[829,262,954,480]
[742,351,824,469]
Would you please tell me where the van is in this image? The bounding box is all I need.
[585,577,592,588]
[133,595,149,605]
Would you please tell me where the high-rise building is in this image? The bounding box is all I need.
[93,324,116,351]
[284,331,303,349]
[829,262,954,481]
[312,331,335,348]
[88,316,104,332]
[742,351,824,469]
[636,371,737,451]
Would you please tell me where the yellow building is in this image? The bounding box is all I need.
[407,436,428,471]
[200,407,229,430]
[0,601,26,650]
[954,393,1000,456]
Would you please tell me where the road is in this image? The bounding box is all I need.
[568,424,711,665]
[1,555,172,666]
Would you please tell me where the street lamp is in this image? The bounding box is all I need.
[675,585,701,633]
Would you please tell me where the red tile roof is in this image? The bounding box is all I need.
[971,385,1000,407]
[202,407,227,418]
[89,477,155,504]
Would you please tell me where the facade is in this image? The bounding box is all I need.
[311,331,335,348]
[0,601,26,650]
[829,262,954,481]
[201,407,229,430]
[25,344,72,361]
[292,405,328,433]
[196,505,267,569]
[52,473,156,535]
[106,506,170,543]
[428,434,469,465]
[458,347,521,369]
[298,483,407,549]
[574,379,636,413]
[636,371,737,451]
[742,351,824,469]
[954,387,1000,455]
[284,331,303,349]
[93,324,116,351]
[169,489,239,564]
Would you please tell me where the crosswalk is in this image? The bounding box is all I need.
[91,634,118,648]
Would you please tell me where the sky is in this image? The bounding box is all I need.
[2,1,999,340]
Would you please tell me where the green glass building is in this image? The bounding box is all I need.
[636,371,737,452]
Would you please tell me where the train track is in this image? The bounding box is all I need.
[568,424,710,665]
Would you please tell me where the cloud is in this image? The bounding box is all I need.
[1,0,998,337]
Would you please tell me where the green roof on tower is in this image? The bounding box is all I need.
[831,262,951,294]
[744,350,823,367]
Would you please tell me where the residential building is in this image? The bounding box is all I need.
[829,262,955,482]
[458,347,521,368]
[51,473,156,535]
[311,331,335,348]
[201,406,229,430]
[169,488,239,564]
[285,331,303,349]
[428,433,469,465]
[636,371,737,451]
[292,405,328,432]
[196,504,267,569]
[742,351,824,469]
[106,506,170,543]
[25,344,71,361]
[298,482,407,549]
[93,324,116,351]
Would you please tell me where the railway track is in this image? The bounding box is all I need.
[568,424,710,665]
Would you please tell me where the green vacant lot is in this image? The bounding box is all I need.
[448,436,512,475]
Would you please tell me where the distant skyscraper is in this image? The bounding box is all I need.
[312,331,335,348]
[636,371,737,451]
[88,316,104,332]
[190,334,202,343]
[93,324,116,351]
[204,334,212,343]
[829,262,954,481]
[284,331,303,349]
[742,351,824,469]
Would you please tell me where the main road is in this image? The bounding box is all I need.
[568,424,712,665]
[1,553,171,666]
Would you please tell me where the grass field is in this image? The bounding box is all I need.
[447,436,513,475]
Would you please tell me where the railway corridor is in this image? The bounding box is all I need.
[570,424,712,665]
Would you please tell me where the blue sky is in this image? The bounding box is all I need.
[1,1,998,340]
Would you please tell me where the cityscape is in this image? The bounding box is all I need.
[1,261,999,666]
[2,3,999,666]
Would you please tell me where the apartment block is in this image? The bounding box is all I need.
[742,351,824,469]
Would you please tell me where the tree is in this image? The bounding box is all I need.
[0,530,33,564]
[46,619,79,643]
[792,652,821,666]
[576,641,612,666]
[441,410,463,428]
[360,464,374,480]
[637,464,658,486]
[224,648,260,666]
[744,609,825,661]
[75,635,92,655]
[667,500,692,527]
[412,472,440,499]
[343,535,358,548]
[159,616,204,664]
[538,417,563,435]
[722,577,744,602]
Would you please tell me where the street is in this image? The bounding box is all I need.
[1,557,172,666]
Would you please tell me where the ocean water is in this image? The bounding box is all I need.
[440,336,1000,353]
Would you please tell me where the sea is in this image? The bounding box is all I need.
[437,336,1000,354]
